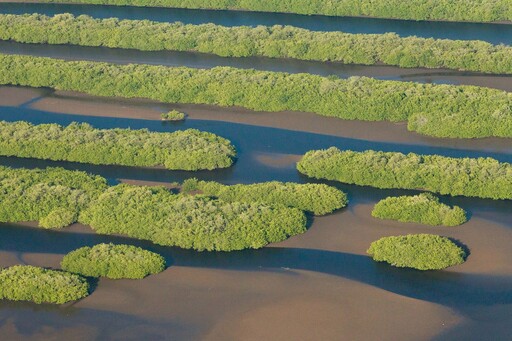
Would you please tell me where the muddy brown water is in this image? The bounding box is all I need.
[0,85,510,339]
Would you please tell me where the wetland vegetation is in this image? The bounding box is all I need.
[61,243,166,279]
[371,193,467,226]
[161,110,186,121]
[0,54,510,138]
[1,14,511,74]
[297,147,512,200]
[0,120,236,170]
[0,265,89,304]
[0,166,107,228]
[80,184,307,251]
[30,0,512,23]
[183,179,347,215]
[0,166,312,251]
[367,234,467,270]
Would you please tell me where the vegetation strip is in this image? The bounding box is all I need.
[1,54,510,139]
[367,234,466,270]
[372,193,467,226]
[1,14,511,75]
[0,166,310,251]
[182,179,347,215]
[27,0,512,23]
[297,147,512,200]
[0,265,89,304]
[61,244,166,279]
[0,121,236,170]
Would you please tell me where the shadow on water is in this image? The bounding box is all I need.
[0,3,510,44]
[1,41,511,91]
[0,223,511,311]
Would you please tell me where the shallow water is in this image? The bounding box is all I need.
[0,2,511,44]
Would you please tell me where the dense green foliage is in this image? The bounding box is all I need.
[297,147,512,200]
[371,193,467,226]
[1,54,510,138]
[1,14,511,74]
[0,121,235,170]
[61,243,166,279]
[0,166,310,251]
[0,166,107,228]
[33,0,512,22]
[79,184,307,251]
[367,234,466,270]
[0,265,89,304]
[183,179,347,215]
[161,110,185,121]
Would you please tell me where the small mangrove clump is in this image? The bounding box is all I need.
[61,243,166,279]
[0,265,89,304]
[372,193,467,226]
[367,234,467,270]
[161,110,186,121]
[182,179,348,215]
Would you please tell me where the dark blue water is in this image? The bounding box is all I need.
[0,3,511,44]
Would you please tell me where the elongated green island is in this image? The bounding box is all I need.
[372,193,467,226]
[0,121,236,170]
[182,179,347,215]
[29,0,512,23]
[2,14,511,74]
[297,147,512,200]
[1,54,510,138]
[0,265,89,304]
